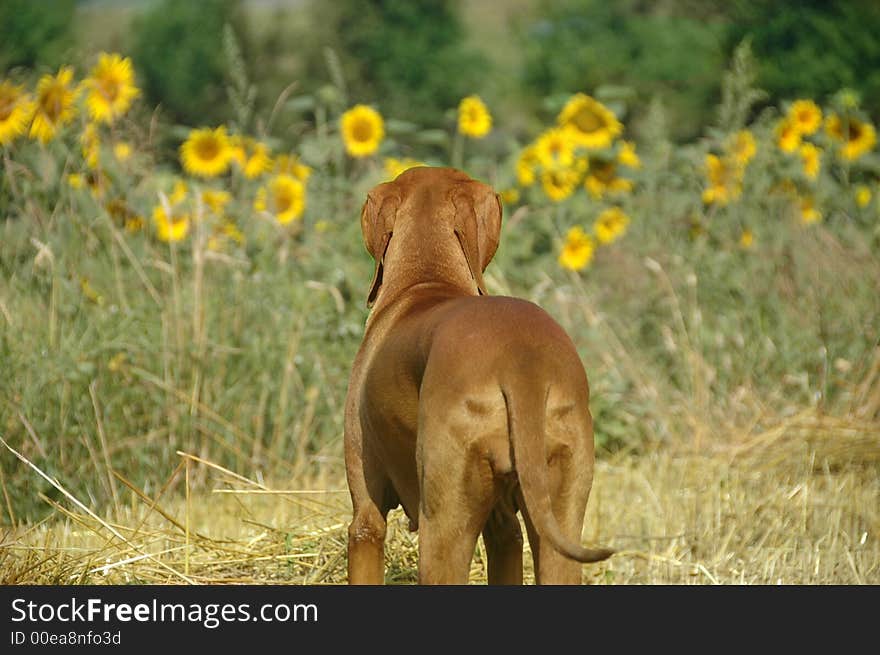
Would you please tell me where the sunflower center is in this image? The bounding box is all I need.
[273,187,293,213]
[594,162,616,183]
[0,95,13,120]
[352,118,374,143]
[98,77,120,103]
[547,170,566,188]
[573,108,602,133]
[196,137,221,161]
[548,139,565,157]
[41,85,65,121]
[847,122,863,141]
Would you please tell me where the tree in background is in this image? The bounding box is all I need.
[519,0,880,141]
[132,0,251,127]
[304,0,488,126]
[0,0,76,72]
[518,0,726,140]
[728,0,880,116]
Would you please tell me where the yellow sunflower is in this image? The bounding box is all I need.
[340,104,384,158]
[799,143,821,180]
[113,141,132,162]
[152,182,190,241]
[775,119,802,153]
[557,93,622,149]
[153,205,190,242]
[799,196,821,224]
[83,53,139,124]
[584,161,633,199]
[200,189,232,214]
[787,99,822,136]
[855,185,872,208]
[207,221,246,251]
[30,67,78,144]
[728,130,757,167]
[457,95,492,138]
[221,221,245,244]
[105,197,139,228]
[516,145,540,187]
[535,128,577,169]
[739,228,754,249]
[254,174,305,224]
[384,157,425,180]
[593,207,630,244]
[230,136,272,179]
[273,153,312,181]
[180,126,232,178]
[825,114,877,161]
[125,216,144,233]
[0,81,35,146]
[617,140,641,169]
[81,123,100,168]
[702,154,743,206]
[499,188,520,205]
[541,166,581,202]
[169,179,188,205]
[558,226,595,271]
[244,143,272,178]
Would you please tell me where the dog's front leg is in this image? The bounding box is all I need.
[345,447,387,584]
[345,434,388,584]
[346,493,387,585]
[344,349,389,585]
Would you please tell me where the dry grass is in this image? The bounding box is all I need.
[2,411,877,585]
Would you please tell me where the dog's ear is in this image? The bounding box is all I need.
[452,184,503,296]
[361,186,399,307]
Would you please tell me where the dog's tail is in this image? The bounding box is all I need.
[503,379,614,564]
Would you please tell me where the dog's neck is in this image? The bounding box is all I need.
[367,227,479,321]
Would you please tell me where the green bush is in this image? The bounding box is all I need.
[303,0,489,125]
[518,0,880,139]
[131,0,250,127]
[727,0,880,118]
[518,0,726,141]
[0,0,75,72]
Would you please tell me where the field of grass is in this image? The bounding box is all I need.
[1,32,879,584]
[3,434,877,584]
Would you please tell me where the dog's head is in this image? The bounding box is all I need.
[360,166,502,307]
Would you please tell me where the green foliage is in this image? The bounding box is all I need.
[303,0,489,125]
[131,0,250,126]
[714,40,767,132]
[728,0,880,117]
[519,0,726,140]
[0,0,75,72]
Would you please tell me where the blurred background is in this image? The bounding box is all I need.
[3,0,879,140]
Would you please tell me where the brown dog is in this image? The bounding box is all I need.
[344,167,612,584]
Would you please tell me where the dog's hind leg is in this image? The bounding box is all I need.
[416,416,495,585]
[347,478,391,584]
[346,428,395,584]
[482,501,524,585]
